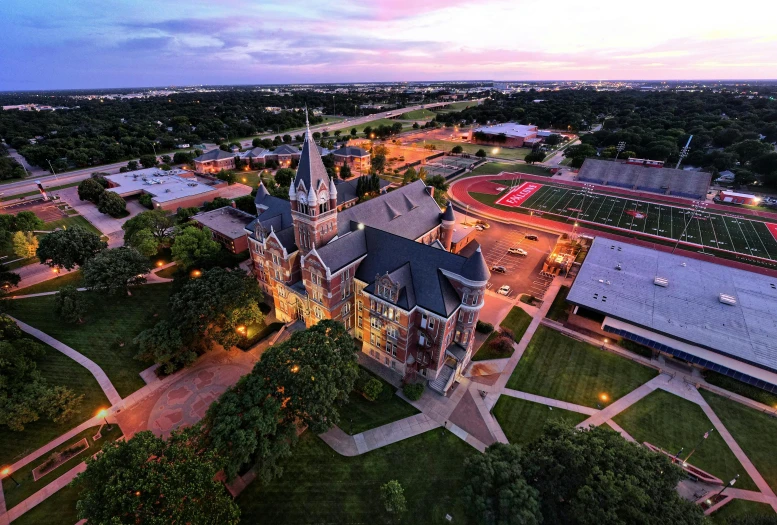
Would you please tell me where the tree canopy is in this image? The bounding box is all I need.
[122,210,174,256]
[170,225,220,269]
[73,428,240,525]
[36,225,107,270]
[82,247,152,295]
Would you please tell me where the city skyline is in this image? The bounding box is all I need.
[2,0,777,90]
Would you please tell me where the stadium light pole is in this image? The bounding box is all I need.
[573,183,595,237]
[675,135,693,170]
[672,201,707,254]
[614,142,626,160]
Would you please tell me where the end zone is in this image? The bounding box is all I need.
[495,182,543,208]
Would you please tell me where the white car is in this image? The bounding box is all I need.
[508,247,528,256]
[497,285,511,296]
[475,225,485,231]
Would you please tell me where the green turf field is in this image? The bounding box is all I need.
[490,183,777,262]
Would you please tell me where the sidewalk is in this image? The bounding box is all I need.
[10,317,122,405]
[319,413,440,457]
[577,374,665,428]
[502,388,598,415]
[5,462,86,522]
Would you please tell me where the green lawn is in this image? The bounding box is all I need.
[472,307,532,361]
[702,390,777,494]
[41,215,102,237]
[337,368,419,435]
[347,118,410,135]
[506,326,657,408]
[492,396,588,445]
[709,499,775,524]
[0,341,109,466]
[434,101,479,113]
[401,109,436,120]
[10,483,81,525]
[2,424,122,510]
[702,371,777,408]
[9,270,84,296]
[8,284,172,397]
[409,139,531,161]
[465,161,520,177]
[546,285,571,322]
[234,169,265,189]
[237,430,475,525]
[613,390,757,491]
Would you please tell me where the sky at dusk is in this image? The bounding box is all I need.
[1,0,776,90]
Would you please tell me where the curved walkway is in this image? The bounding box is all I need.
[9,316,122,405]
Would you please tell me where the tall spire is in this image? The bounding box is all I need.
[304,105,311,140]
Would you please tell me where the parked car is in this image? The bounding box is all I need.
[497,285,511,296]
[475,225,485,231]
[508,247,528,256]
[491,265,506,273]
[525,234,539,241]
[476,220,490,229]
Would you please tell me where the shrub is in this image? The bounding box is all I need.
[476,320,494,334]
[489,335,514,355]
[403,383,424,401]
[362,378,384,402]
[138,193,154,209]
[619,339,653,359]
[500,327,515,341]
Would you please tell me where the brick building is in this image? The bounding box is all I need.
[332,145,371,173]
[246,123,490,393]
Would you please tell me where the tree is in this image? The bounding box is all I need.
[203,197,233,212]
[123,209,174,249]
[97,190,127,218]
[381,480,407,516]
[522,421,705,525]
[170,226,220,269]
[201,372,294,481]
[134,320,191,373]
[728,140,773,164]
[463,443,542,525]
[0,326,83,431]
[426,174,450,207]
[753,152,777,177]
[54,285,89,324]
[545,134,562,146]
[13,211,44,233]
[37,226,107,270]
[77,178,105,203]
[451,145,464,154]
[126,160,139,171]
[524,151,546,164]
[362,378,383,401]
[476,149,487,158]
[274,167,296,187]
[139,154,158,168]
[83,247,152,295]
[0,262,20,291]
[339,163,352,180]
[351,128,357,136]
[72,428,240,525]
[167,266,264,350]
[372,154,386,174]
[402,167,419,185]
[256,320,358,433]
[12,231,38,258]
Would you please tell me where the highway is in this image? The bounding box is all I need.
[1,99,482,200]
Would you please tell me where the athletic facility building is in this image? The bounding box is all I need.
[567,237,777,393]
[577,158,711,200]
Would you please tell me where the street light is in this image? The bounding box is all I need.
[716,474,739,497]
[614,141,626,160]
[96,408,112,431]
[684,428,714,464]
[1,466,19,487]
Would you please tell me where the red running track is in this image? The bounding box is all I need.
[449,174,777,277]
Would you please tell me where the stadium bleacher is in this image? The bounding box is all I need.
[577,158,711,200]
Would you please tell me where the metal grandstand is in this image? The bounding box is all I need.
[577,158,711,200]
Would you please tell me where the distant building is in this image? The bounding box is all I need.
[716,190,758,205]
[104,168,227,211]
[191,206,254,254]
[332,146,371,172]
[567,238,777,394]
[193,149,236,172]
[469,123,539,148]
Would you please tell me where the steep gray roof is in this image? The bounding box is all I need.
[333,177,390,204]
[247,192,296,252]
[194,149,235,161]
[337,181,442,240]
[460,245,490,282]
[318,225,472,317]
[273,144,300,155]
[333,146,370,158]
[293,132,330,193]
[242,147,269,159]
[254,181,269,203]
[442,201,455,221]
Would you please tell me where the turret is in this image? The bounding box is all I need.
[440,201,455,251]
[328,177,338,210]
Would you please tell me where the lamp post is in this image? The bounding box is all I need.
[97,408,112,431]
[672,201,707,254]
[1,466,19,487]
[683,428,714,465]
[716,474,739,498]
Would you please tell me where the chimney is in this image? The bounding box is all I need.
[425,186,434,198]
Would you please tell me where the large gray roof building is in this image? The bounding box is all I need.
[567,237,777,392]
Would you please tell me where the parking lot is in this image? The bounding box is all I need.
[470,220,558,301]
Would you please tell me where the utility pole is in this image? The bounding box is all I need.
[614,142,626,160]
[46,159,59,181]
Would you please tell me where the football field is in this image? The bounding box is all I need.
[507,184,777,261]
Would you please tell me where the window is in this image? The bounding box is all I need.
[462,292,468,304]
[468,311,474,323]
[278,286,286,298]
[358,300,363,311]
[272,253,281,265]
[315,307,323,319]
[428,317,435,330]
[419,334,426,346]
[274,269,281,280]
[458,310,463,322]
[454,330,461,343]
[387,325,398,339]
[385,357,390,366]
[370,317,381,329]
[370,333,375,345]
[421,313,428,328]
[462,331,469,345]
[342,302,351,315]
[471,293,478,306]
[344,267,350,279]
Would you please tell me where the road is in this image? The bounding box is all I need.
[1,99,482,200]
